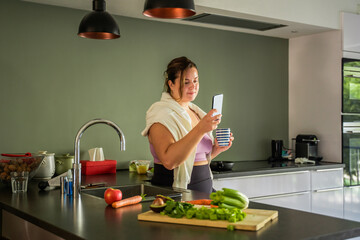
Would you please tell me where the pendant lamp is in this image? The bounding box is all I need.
[78,0,120,40]
[143,0,196,19]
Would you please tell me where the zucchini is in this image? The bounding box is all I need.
[222,188,249,209]
[221,196,246,209]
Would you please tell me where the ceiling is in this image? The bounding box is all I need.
[22,0,341,39]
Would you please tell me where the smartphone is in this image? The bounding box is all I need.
[212,94,223,117]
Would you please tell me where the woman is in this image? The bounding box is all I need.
[141,56,233,194]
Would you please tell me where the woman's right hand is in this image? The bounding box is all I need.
[196,109,222,133]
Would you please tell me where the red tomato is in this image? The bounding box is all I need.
[104,188,122,205]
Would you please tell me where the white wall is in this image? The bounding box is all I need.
[289,30,342,162]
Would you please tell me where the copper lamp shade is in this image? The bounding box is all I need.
[78,0,120,40]
[143,0,196,19]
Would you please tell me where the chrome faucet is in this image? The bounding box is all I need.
[73,119,125,198]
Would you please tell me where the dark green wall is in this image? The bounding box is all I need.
[0,0,288,168]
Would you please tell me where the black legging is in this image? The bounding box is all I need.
[151,163,214,194]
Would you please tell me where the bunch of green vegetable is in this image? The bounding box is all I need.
[210,188,249,210]
[158,188,248,226]
[185,206,246,223]
[160,201,194,218]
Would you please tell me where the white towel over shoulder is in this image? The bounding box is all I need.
[141,92,213,189]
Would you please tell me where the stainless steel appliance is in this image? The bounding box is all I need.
[343,58,360,113]
[295,134,322,161]
[342,58,360,186]
[342,114,360,186]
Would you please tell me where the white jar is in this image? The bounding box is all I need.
[34,151,55,180]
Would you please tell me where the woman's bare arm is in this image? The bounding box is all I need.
[148,109,220,170]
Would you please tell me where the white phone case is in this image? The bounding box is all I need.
[212,94,223,116]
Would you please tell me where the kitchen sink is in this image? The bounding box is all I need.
[82,183,182,202]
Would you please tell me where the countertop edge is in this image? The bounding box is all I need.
[0,202,84,240]
[212,162,345,179]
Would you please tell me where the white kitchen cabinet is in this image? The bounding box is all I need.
[342,12,360,56]
[213,171,311,198]
[344,186,360,222]
[311,168,343,190]
[311,168,344,218]
[311,187,344,218]
[250,191,311,212]
[213,167,344,217]
[213,171,311,211]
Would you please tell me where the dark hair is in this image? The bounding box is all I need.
[164,56,198,100]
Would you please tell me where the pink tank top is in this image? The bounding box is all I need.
[150,134,213,164]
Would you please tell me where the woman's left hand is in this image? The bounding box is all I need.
[211,132,234,159]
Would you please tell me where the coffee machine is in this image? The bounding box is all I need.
[295,134,323,161]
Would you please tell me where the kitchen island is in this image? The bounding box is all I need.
[1,164,360,240]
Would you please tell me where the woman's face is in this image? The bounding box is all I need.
[169,67,199,106]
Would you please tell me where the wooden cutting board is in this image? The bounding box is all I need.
[138,208,278,231]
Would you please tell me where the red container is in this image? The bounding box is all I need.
[80,160,117,175]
